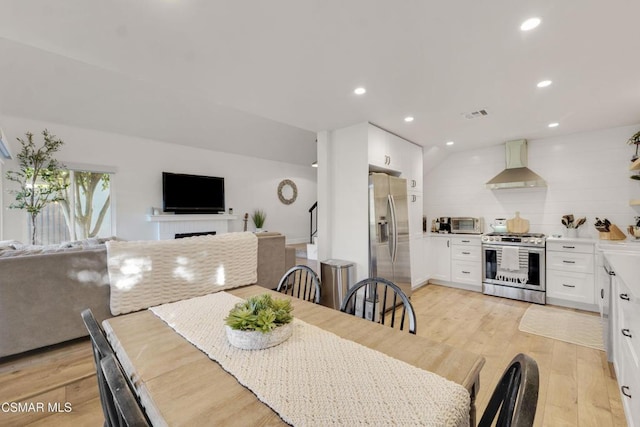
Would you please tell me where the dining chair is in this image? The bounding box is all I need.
[276,265,321,304]
[100,354,150,427]
[478,353,539,427]
[81,308,119,427]
[339,277,416,334]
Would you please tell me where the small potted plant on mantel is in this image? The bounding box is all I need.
[251,209,267,232]
[224,294,293,350]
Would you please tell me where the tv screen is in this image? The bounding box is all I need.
[162,172,225,214]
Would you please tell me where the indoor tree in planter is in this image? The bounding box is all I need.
[5,130,69,244]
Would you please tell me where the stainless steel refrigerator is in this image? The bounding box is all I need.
[369,172,412,309]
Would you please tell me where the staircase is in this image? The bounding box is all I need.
[307,202,318,260]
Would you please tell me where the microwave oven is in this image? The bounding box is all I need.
[450,217,483,234]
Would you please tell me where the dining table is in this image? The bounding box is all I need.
[102,285,485,426]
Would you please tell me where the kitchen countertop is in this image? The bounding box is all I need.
[596,239,640,253]
[546,236,598,244]
[425,232,482,237]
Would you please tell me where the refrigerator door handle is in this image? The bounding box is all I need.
[388,195,398,263]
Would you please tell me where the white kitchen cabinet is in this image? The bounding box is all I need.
[403,142,423,193]
[408,192,423,240]
[546,238,596,311]
[427,234,482,291]
[450,236,482,288]
[368,124,402,171]
[410,235,428,288]
[429,235,451,282]
[612,274,640,427]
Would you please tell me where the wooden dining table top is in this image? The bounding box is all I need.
[103,285,485,426]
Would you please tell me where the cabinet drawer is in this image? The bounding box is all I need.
[618,280,640,370]
[451,260,481,286]
[451,236,481,247]
[452,245,481,261]
[617,335,640,427]
[547,270,595,304]
[547,251,594,273]
[547,241,594,254]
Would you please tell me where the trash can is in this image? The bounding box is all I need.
[320,259,356,310]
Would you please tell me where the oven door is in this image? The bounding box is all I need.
[482,244,545,292]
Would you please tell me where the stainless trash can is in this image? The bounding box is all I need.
[320,259,356,310]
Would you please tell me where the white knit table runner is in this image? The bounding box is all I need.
[150,292,470,426]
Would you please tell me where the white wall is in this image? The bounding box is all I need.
[317,123,370,280]
[424,124,640,239]
[1,115,317,243]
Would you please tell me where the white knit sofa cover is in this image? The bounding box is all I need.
[107,232,257,315]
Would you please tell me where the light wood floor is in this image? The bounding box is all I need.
[0,283,625,426]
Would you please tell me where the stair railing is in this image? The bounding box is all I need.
[308,201,318,244]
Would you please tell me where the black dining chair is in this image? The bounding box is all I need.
[276,265,321,304]
[339,277,416,334]
[100,354,150,427]
[478,353,539,427]
[82,308,119,426]
[81,309,150,427]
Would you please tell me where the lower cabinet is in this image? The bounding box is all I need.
[410,236,428,288]
[546,239,596,311]
[429,236,451,282]
[612,274,640,427]
[427,234,482,291]
[450,237,481,289]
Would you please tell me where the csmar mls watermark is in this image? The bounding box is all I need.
[1,401,72,413]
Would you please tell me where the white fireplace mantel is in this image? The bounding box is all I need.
[146,214,238,240]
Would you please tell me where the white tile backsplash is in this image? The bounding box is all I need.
[424,124,640,239]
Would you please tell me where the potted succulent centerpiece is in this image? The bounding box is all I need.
[224,294,293,350]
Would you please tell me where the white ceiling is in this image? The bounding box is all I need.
[0,1,639,166]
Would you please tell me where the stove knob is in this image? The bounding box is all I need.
[536,238,542,244]
[523,238,529,243]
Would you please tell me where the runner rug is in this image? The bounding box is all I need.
[519,304,604,351]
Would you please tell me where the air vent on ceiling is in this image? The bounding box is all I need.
[462,109,489,120]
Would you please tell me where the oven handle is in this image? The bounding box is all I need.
[482,244,545,254]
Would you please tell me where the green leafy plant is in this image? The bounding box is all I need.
[5,130,69,244]
[225,294,293,333]
[251,209,267,229]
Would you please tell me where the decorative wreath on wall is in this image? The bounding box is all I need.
[277,179,298,205]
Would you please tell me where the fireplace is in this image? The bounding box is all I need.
[175,231,217,239]
[147,214,237,240]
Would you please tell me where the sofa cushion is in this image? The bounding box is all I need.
[107,232,258,315]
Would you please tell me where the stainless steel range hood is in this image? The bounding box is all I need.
[486,139,546,189]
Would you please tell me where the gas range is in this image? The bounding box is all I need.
[481,232,546,247]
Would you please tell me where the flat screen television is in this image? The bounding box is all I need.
[162,172,225,214]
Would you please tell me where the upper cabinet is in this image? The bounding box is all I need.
[367,124,423,192]
[368,125,402,171]
[403,142,423,193]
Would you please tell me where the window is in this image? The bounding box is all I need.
[33,166,114,245]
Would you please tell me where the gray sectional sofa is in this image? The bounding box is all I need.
[0,233,295,358]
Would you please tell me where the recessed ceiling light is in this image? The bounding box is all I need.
[548,122,559,128]
[354,87,366,95]
[446,141,454,146]
[404,116,414,122]
[537,80,552,88]
[520,17,541,31]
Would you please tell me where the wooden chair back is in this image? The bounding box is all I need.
[339,277,416,334]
